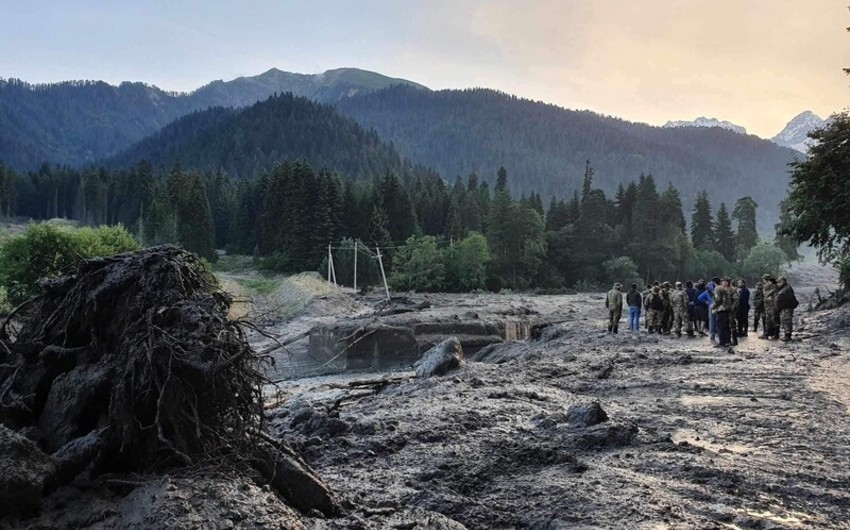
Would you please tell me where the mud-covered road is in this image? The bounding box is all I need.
[272,292,850,529]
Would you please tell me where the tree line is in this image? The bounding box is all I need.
[0,159,793,292]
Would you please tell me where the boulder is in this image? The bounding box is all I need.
[566,402,608,427]
[36,364,110,452]
[255,450,341,517]
[415,337,464,378]
[0,424,56,516]
[49,429,105,487]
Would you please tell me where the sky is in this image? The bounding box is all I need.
[1,0,847,137]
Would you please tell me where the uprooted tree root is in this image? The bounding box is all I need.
[0,246,339,516]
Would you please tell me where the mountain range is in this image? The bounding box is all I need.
[0,68,422,169]
[0,66,823,227]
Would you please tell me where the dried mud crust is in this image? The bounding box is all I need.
[272,294,850,529]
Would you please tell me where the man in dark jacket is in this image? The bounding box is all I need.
[774,277,798,341]
[736,280,751,337]
[626,283,642,333]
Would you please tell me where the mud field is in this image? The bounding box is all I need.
[7,264,850,529]
[269,291,850,530]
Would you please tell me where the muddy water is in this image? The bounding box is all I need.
[268,293,850,529]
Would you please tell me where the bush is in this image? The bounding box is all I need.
[444,232,491,292]
[0,286,10,315]
[0,222,140,305]
[688,249,735,281]
[389,235,445,292]
[740,242,788,282]
[602,256,643,290]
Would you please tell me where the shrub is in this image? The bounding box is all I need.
[389,235,446,292]
[0,222,140,305]
[602,256,643,290]
[740,242,788,282]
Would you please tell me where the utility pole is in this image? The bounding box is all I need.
[376,246,390,301]
[327,244,332,285]
[353,240,358,293]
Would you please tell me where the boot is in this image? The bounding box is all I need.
[780,333,791,342]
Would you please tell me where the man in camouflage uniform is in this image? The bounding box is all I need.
[760,276,779,340]
[646,285,664,333]
[712,277,736,347]
[660,282,673,334]
[751,278,765,334]
[728,278,740,346]
[775,276,798,341]
[670,281,690,338]
[605,282,624,334]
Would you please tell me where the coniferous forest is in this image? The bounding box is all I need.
[0,156,792,293]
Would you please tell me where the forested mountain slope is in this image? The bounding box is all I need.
[337,85,800,226]
[0,68,422,169]
[109,93,417,179]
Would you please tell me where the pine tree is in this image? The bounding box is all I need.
[732,196,759,260]
[566,191,581,224]
[377,172,419,242]
[691,190,714,250]
[714,202,736,263]
[659,184,687,235]
[581,160,593,199]
[495,167,509,194]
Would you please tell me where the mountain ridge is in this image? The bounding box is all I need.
[663,116,747,135]
[0,68,424,169]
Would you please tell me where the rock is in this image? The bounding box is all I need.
[258,451,341,516]
[36,364,110,452]
[414,337,464,378]
[566,402,609,427]
[0,424,56,516]
[49,429,105,488]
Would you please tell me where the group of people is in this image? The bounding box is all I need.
[605,274,799,347]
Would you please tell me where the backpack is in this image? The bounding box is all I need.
[650,293,664,310]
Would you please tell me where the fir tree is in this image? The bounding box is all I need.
[714,202,736,263]
[691,190,714,250]
[732,196,759,260]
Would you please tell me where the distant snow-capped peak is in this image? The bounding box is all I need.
[771,111,824,154]
[663,116,747,135]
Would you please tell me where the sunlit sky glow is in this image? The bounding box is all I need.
[1,0,847,137]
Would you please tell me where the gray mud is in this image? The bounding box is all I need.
[8,285,850,529]
[271,292,850,529]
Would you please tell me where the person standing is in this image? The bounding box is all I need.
[694,281,710,336]
[626,283,642,333]
[606,282,624,334]
[707,277,720,342]
[670,281,689,338]
[752,278,765,334]
[712,278,735,347]
[775,277,799,341]
[760,277,779,340]
[729,279,740,346]
[736,280,751,337]
[660,282,673,335]
[685,280,697,337]
[647,285,664,334]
